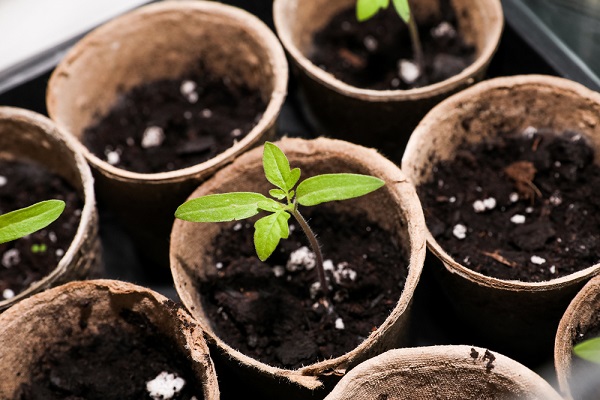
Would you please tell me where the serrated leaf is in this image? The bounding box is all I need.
[175,192,267,222]
[258,199,284,213]
[263,142,294,191]
[392,0,411,23]
[254,211,290,261]
[0,200,65,244]
[356,0,390,21]
[574,337,600,364]
[296,173,385,206]
[269,189,287,200]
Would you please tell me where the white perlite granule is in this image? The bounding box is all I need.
[2,249,20,268]
[473,197,496,213]
[549,265,556,274]
[530,255,546,265]
[0,175,7,187]
[273,265,285,278]
[335,317,345,330]
[105,150,120,165]
[2,288,14,300]
[180,80,198,103]
[141,126,165,149]
[287,246,316,271]
[509,192,519,203]
[146,371,186,400]
[510,214,526,224]
[398,59,420,84]
[452,224,467,240]
[523,126,537,138]
[431,21,456,39]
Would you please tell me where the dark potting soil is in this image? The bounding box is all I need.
[309,2,475,90]
[419,128,600,282]
[0,159,83,299]
[198,207,408,369]
[83,64,267,174]
[17,307,204,400]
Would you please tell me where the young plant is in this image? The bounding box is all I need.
[574,337,600,364]
[0,200,65,245]
[356,0,424,76]
[175,142,385,296]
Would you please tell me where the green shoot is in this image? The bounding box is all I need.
[574,337,600,364]
[356,0,424,77]
[175,141,385,297]
[0,200,65,245]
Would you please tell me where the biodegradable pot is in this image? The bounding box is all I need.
[555,274,600,400]
[273,0,503,161]
[0,279,219,399]
[402,75,600,362]
[47,0,288,271]
[324,345,563,400]
[170,137,426,398]
[0,107,99,311]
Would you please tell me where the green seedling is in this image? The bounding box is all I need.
[175,142,385,296]
[0,200,65,245]
[573,337,600,364]
[356,0,424,76]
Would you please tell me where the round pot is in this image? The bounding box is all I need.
[555,274,600,400]
[170,137,426,398]
[0,279,219,399]
[273,0,503,161]
[324,345,563,399]
[47,0,288,270]
[402,75,600,362]
[0,107,99,311]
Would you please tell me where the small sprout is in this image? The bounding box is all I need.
[0,200,65,245]
[175,142,385,299]
[31,243,48,253]
[574,337,600,364]
[356,0,424,77]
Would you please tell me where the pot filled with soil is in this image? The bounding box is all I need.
[47,0,288,272]
[170,137,426,398]
[273,0,503,161]
[402,75,600,363]
[0,279,219,399]
[555,274,600,400]
[0,107,99,311]
[323,345,563,399]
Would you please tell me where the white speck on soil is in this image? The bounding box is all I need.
[398,59,420,84]
[363,35,378,51]
[530,255,546,265]
[472,200,486,213]
[180,80,198,103]
[571,134,582,142]
[2,249,20,268]
[141,126,165,149]
[323,259,334,271]
[2,288,14,300]
[362,254,368,259]
[510,214,526,224]
[335,318,345,330]
[0,176,6,187]
[482,198,496,210]
[309,281,321,299]
[105,150,120,165]
[452,224,467,240]
[550,192,562,206]
[273,265,285,277]
[475,186,483,192]
[55,248,65,257]
[146,371,186,400]
[549,265,556,274]
[509,192,519,203]
[525,207,534,214]
[215,262,223,270]
[201,109,213,118]
[48,232,57,243]
[449,196,456,203]
[391,78,400,88]
[522,126,537,138]
[230,128,242,137]
[463,256,470,265]
[232,222,242,231]
[287,246,316,271]
[554,161,562,168]
[431,21,456,39]
[289,224,296,233]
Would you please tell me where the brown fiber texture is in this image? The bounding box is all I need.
[324,346,563,400]
[402,75,600,361]
[47,1,288,268]
[0,107,99,311]
[170,137,427,398]
[0,279,219,400]
[273,0,503,161]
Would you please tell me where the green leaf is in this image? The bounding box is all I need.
[175,192,267,222]
[574,337,600,364]
[263,142,301,192]
[0,200,65,245]
[269,189,287,200]
[254,211,290,261]
[392,0,411,23]
[258,199,284,213]
[296,173,385,206]
[356,0,390,21]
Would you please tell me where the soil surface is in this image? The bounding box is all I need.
[0,159,83,299]
[199,207,408,369]
[83,63,267,174]
[419,128,600,282]
[16,307,204,400]
[310,1,475,90]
